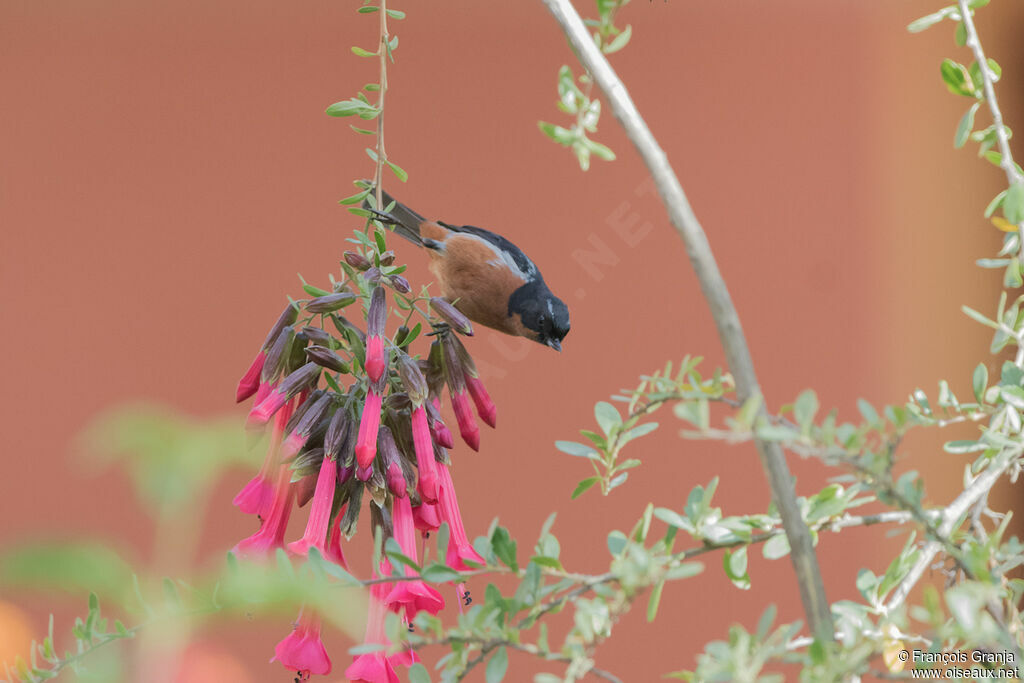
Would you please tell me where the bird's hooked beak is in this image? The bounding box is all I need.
[545,338,562,352]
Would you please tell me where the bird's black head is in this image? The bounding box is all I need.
[508,281,570,351]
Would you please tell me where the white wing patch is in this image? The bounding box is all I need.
[464,233,533,282]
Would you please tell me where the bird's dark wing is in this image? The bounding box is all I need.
[438,221,541,281]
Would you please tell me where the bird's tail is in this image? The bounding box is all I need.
[361,184,426,246]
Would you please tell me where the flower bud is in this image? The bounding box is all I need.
[294,471,318,508]
[379,250,397,266]
[426,398,455,449]
[377,426,408,498]
[466,376,497,428]
[397,353,429,407]
[367,287,386,339]
[324,406,350,460]
[285,389,324,436]
[355,387,383,469]
[248,362,321,427]
[285,332,310,374]
[364,267,382,284]
[387,275,410,294]
[306,292,357,314]
[262,303,299,349]
[364,336,387,383]
[430,298,473,336]
[410,406,439,503]
[344,250,371,270]
[236,350,266,403]
[261,327,295,383]
[442,336,466,395]
[305,345,349,373]
[450,389,480,452]
[300,326,334,347]
[282,392,335,460]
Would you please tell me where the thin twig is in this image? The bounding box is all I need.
[957,0,1022,188]
[540,0,833,641]
[373,0,389,210]
[883,451,1018,613]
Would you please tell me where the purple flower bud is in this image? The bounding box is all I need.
[367,287,386,339]
[448,335,480,378]
[430,298,473,336]
[377,426,408,498]
[344,251,371,270]
[364,267,382,284]
[285,389,324,436]
[262,303,299,349]
[261,328,295,383]
[305,345,349,373]
[378,250,396,267]
[442,336,467,395]
[300,326,334,347]
[306,292,357,314]
[397,353,429,406]
[324,407,350,460]
[282,392,335,460]
[387,275,411,294]
[426,398,455,449]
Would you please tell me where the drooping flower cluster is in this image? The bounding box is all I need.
[231,240,494,681]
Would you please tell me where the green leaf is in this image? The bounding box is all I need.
[985,189,1007,218]
[421,563,460,583]
[351,46,377,58]
[664,562,703,580]
[603,24,632,54]
[339,189,372,205]
[955,102,980,148]
[793,389,819,428]
[572,477,599,499]
[386,9,406,19]
[385,160,408,182]
[1004,184,1024,225]
[407,663,431,683]
[954,21,967,47]
[857,398,880,426]
[646,579,665,621]
[606,530,628,556]
[491,527,518,571]
[485,646,508,683]
[594,401,622,436]
[940,59,974,97]
[357,5,379,12]
[723,547,751,590]
[554,440,600,460]
[907,7,957,33]
[973,363,989,402]
[0,542,134,603]
[961,305,999,329]
[762,534,791,560]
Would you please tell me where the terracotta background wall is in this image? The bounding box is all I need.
[2,1,1021,681]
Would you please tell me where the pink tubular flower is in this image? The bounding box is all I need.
[325,504,347,568]
[412,502,441,534]
[287,455,337,560]
[248,362,320,427]
[385,495,445,619]
[233,464,295,559]
[465,375,496,428]
[345,583,400,683]
[233,398,295,518]
[365,335,386,383]
[355,387,383,475]
[436,464,485,570]
[280,392,334,461]
[410,406,439,503]
[236,350,266,403]
[449,389,480,452]
[427,398,454,449]
[273,609,331,677]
